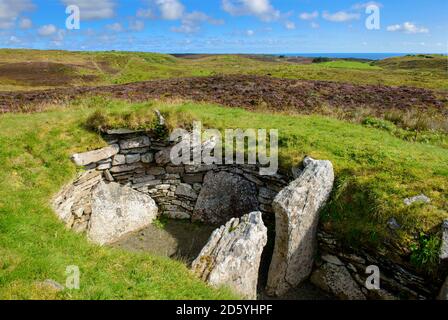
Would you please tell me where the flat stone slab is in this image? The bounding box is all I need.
[71,144,119,167]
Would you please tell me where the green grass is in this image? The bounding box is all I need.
[0,49,446,91]
[1,98,447,299]
[316,60,381,70]
[0,105,237,300]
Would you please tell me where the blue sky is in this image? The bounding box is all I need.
[0,0,446,53]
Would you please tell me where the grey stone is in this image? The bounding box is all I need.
[193,171,259,225]
[404,194,431,206]
[103,170,114,182]
[119,136,150,149]
[266,156,334,296]
[155,148,172,165]
[112,154,126,166]
[310,263,366,300]
[97,162,111,170]
[147,167,166,176]
[192,212,267,299]
[40,279,64,292]
[106,128,143,135]
[88,181,158,245]
[387,217,401,230]
[141,153,154,163]
[71,144,119,167]
[166,166,185,174]
[109,163,143,174]
[183,173,204,184]
[322,254,344,266]
[175,183,198,200]
[126,154,141,164]
[438,276,448,300]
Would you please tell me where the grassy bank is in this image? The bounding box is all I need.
[0,105,237,300]
[1,98,447,300]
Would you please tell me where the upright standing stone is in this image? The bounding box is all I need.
[192,212,267,299]
[266,156,334,296]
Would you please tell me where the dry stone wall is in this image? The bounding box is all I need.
[63,130,289,231]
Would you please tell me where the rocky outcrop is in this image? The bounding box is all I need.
[88,181,158,245]
[191,211,267,299]
[310,262,366,300]
[193,171,259,225]
[71,145,119,167]
[266,156,334,296]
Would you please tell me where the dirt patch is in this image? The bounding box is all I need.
[111,220,216,264]
[0,61,97,87]
[1,75,446,115]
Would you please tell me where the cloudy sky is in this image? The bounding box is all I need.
[0,0,446,53]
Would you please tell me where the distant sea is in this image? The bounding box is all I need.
[277,53,414,60]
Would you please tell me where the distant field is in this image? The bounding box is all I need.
[0,49,446,91]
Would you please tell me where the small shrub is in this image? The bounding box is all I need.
[85,109,109,132]
[410,232,441,274]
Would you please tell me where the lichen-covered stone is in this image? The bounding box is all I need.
[310,263,366,300]
[88,181,158,245]
[192,212,267,299]
[193,171,259,225]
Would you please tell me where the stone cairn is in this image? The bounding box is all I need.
[52,125,448,300]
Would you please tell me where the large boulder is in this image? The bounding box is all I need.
[310,263,366,300]
[192,212,267,299]
[71,144,119,167]
[88,181,158,245]
[193,171,259,225]
[266,156,334,296]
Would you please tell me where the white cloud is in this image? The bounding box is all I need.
[386,22,429,34]
[60,0,115,20]
[8,35,21,44]
[172,11,223,33]
[136,8,153,19]
[222,0,280,22]
[129,19,145,31]
[19,17,32,29]
[299,11,318,21]
[352,1,383,10]
[38,24,57,36]
[310,22,320,29]
[246,29,254,36]
[0,0,34,29]
[106,22,123,32]
[322,11,360,22]
[155,0,184,20]
[285,21,295,30]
